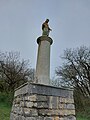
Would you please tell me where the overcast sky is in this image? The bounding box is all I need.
[0,0,90,78]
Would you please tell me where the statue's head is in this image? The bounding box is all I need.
[46,19,49,23]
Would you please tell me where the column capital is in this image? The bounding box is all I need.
[37,36,53,45]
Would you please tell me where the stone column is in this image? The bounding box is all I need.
[35,36,53,85]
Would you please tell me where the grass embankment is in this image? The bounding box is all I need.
[76,108,90,120]
[0,92,12,120]
[0,103,11,120]
[75,96,90,120]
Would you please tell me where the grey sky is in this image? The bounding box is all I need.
[0,0,90,78]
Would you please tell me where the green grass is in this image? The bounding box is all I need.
[0,92,12,120]
[77,115,88,120]
[0,102,11,120]
[76,107,90,120]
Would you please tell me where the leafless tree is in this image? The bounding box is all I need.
[0,51,34,92]
[56,46,90,97]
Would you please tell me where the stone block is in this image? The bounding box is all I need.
[58,103,66,109]
[25,95,36,101]
[33,102,37,107]
[10,113,14,120]
[26,102,34,108]
[66,104,75,109]
[14,84,28,97]
[65,98,74,104]
[64,115,76,120]
[44,117,54,120]
[15,97,21,104]
[37,116,44,120]
[21,116,26,120]
[12,106,19,114]
[23,108,38,117]
[20,101,25,107]
[27,83,73,98]
[26,116,44,120]
[14,104,20,107]
[36,95,47,101]
[18,115,25,120]
[65,110,75,115]
[38,109,63,116]
[49,96,59,109]
[19,107,24,115]
[60,110,66,116]
[59,118,64,120]
[54,117,60,120]
[37,102,48,108]
[26,117,36,120]
[59,97,66,103]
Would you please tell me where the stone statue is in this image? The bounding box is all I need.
[42,19,52,36]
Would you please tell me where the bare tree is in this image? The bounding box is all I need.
[56,46,90,97]
[0,51,34,92]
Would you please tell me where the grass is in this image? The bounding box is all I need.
[0,92,12,120]
[0,102,11,120]
[77,115,88,120]
[76,107,90,120]
[77,118,87,120]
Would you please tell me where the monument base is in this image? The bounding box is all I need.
[10,82,76,120]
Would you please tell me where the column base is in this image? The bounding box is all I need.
[10,82,76,120]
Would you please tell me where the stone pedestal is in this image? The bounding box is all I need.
[35,36,53,85]
[10,82,76,120]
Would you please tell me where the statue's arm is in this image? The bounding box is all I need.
[48,27,52,31]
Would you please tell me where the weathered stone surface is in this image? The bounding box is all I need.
[58,103,66,109]
[59,118,64,120]
[12,106,20,114]
[14,84,28,97]
[37,102,48,108]
[66,104,75,109]
[25,95,36,101]
[26,102,34,108]
[36,36,53,85]
[10,114,26,120]
[15,97,21,104]
[65,110,76,115]
[14,83,73,98]
[36,95,47,101]
[49,96,59,109]
[58,103,75,110]
[11,83,76,120]
[64,115,76,120]
[20,101,25,107]
[26,117,36,120]
[38,109,64,116]
[54,117,60,120]
[23,108,38,117]
[65,98,74,104]
[59,97,66,103]
[44,117,54,120]
[33,102,37,107]
[37,116,44,120]
[10,113,14,120]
